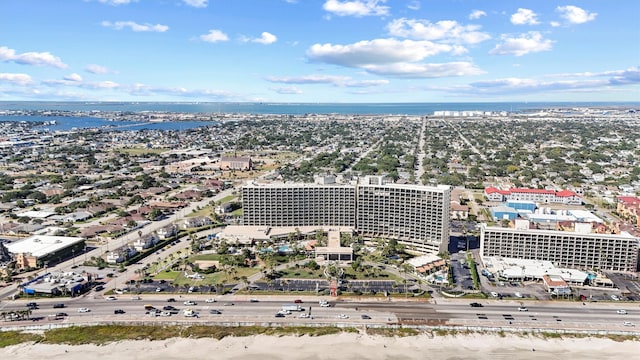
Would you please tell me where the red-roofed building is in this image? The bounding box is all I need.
[617,196,640,227]
[484,187,581,205]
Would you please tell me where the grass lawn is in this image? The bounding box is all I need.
[217,194,236,204]
[277,267,325,279]
[155,267,261,286]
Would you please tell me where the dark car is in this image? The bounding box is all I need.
[470,302,483,308]
[53,303,65,308]
[26,302,38,309]
[163,305,177,311]
[209,309,222,314]
[294,299,303,304]
[167,298,176,302]
[275,313,285,318]
[56,312,68,317]
[361,314,371,320]
[114,309,125,314]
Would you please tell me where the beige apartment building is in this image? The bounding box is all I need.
[241,177,451,254]
[480,221,639,272]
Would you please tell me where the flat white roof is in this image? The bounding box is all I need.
[407,254,443,267]
[6,235,84,258]
[482,256,589,283]
[16,210,56,219]
[218,225,354,244]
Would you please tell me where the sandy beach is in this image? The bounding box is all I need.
[2,333,638,360]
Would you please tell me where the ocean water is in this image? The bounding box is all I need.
[0,101,637,131]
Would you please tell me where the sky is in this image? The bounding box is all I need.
[0,0,639,103]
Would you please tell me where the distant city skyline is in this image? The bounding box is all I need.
[1,0,638,103]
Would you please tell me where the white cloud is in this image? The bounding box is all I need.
[511,8,539,25]
[101,21,169,32]
[244,32,278,44]
[270,86,303,94]
[445,67,640,97]
[200,30,229,43]
[307,38,454,67]
[550,21,561,27]
[0,73,33,85]
[85,64,110,74]
[407,1,420,11]
[489,31,553,56]
[266,74,352,84]
[387,18,491,44]
[306,38,484,79]
[556,5,597,24]
[183,0,207,8]
[362,61,484,78]
[323,0,389,17]
[265,74,389,87]
[98,0,136,5]
[0,46,67,68]
[64,73,83,82]
[468,10,486,20]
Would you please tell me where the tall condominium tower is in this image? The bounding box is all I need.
[241,182,356,227]
[241,177,451,255]
[356,182,451,254]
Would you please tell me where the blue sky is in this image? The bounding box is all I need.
[1,0,638,103]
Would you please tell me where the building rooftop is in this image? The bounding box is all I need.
[6,235,84,258]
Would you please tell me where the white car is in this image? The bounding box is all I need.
[77,307,90,313]
[160,311,171,317]
[184,300,197,306]
[490,292,499,297]
[205,298,217,303]
[320,302,331,307]
[337,314,349,319]
[518,307,528,312]
[299,313,310,318]
[105,296,117,301]
[623,321,635,327]
[617,310,627,315]
[611,295,620,301]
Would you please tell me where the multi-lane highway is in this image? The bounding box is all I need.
[2,294,638,333]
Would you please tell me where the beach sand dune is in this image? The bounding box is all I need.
[2,333,637,360]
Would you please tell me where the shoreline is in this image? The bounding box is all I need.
[2,332,639,360]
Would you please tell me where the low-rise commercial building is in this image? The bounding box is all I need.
[5,235,85,269]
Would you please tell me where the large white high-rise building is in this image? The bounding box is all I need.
[356,183,450,254]
[480,222,640,272]
[241,177,451,254]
